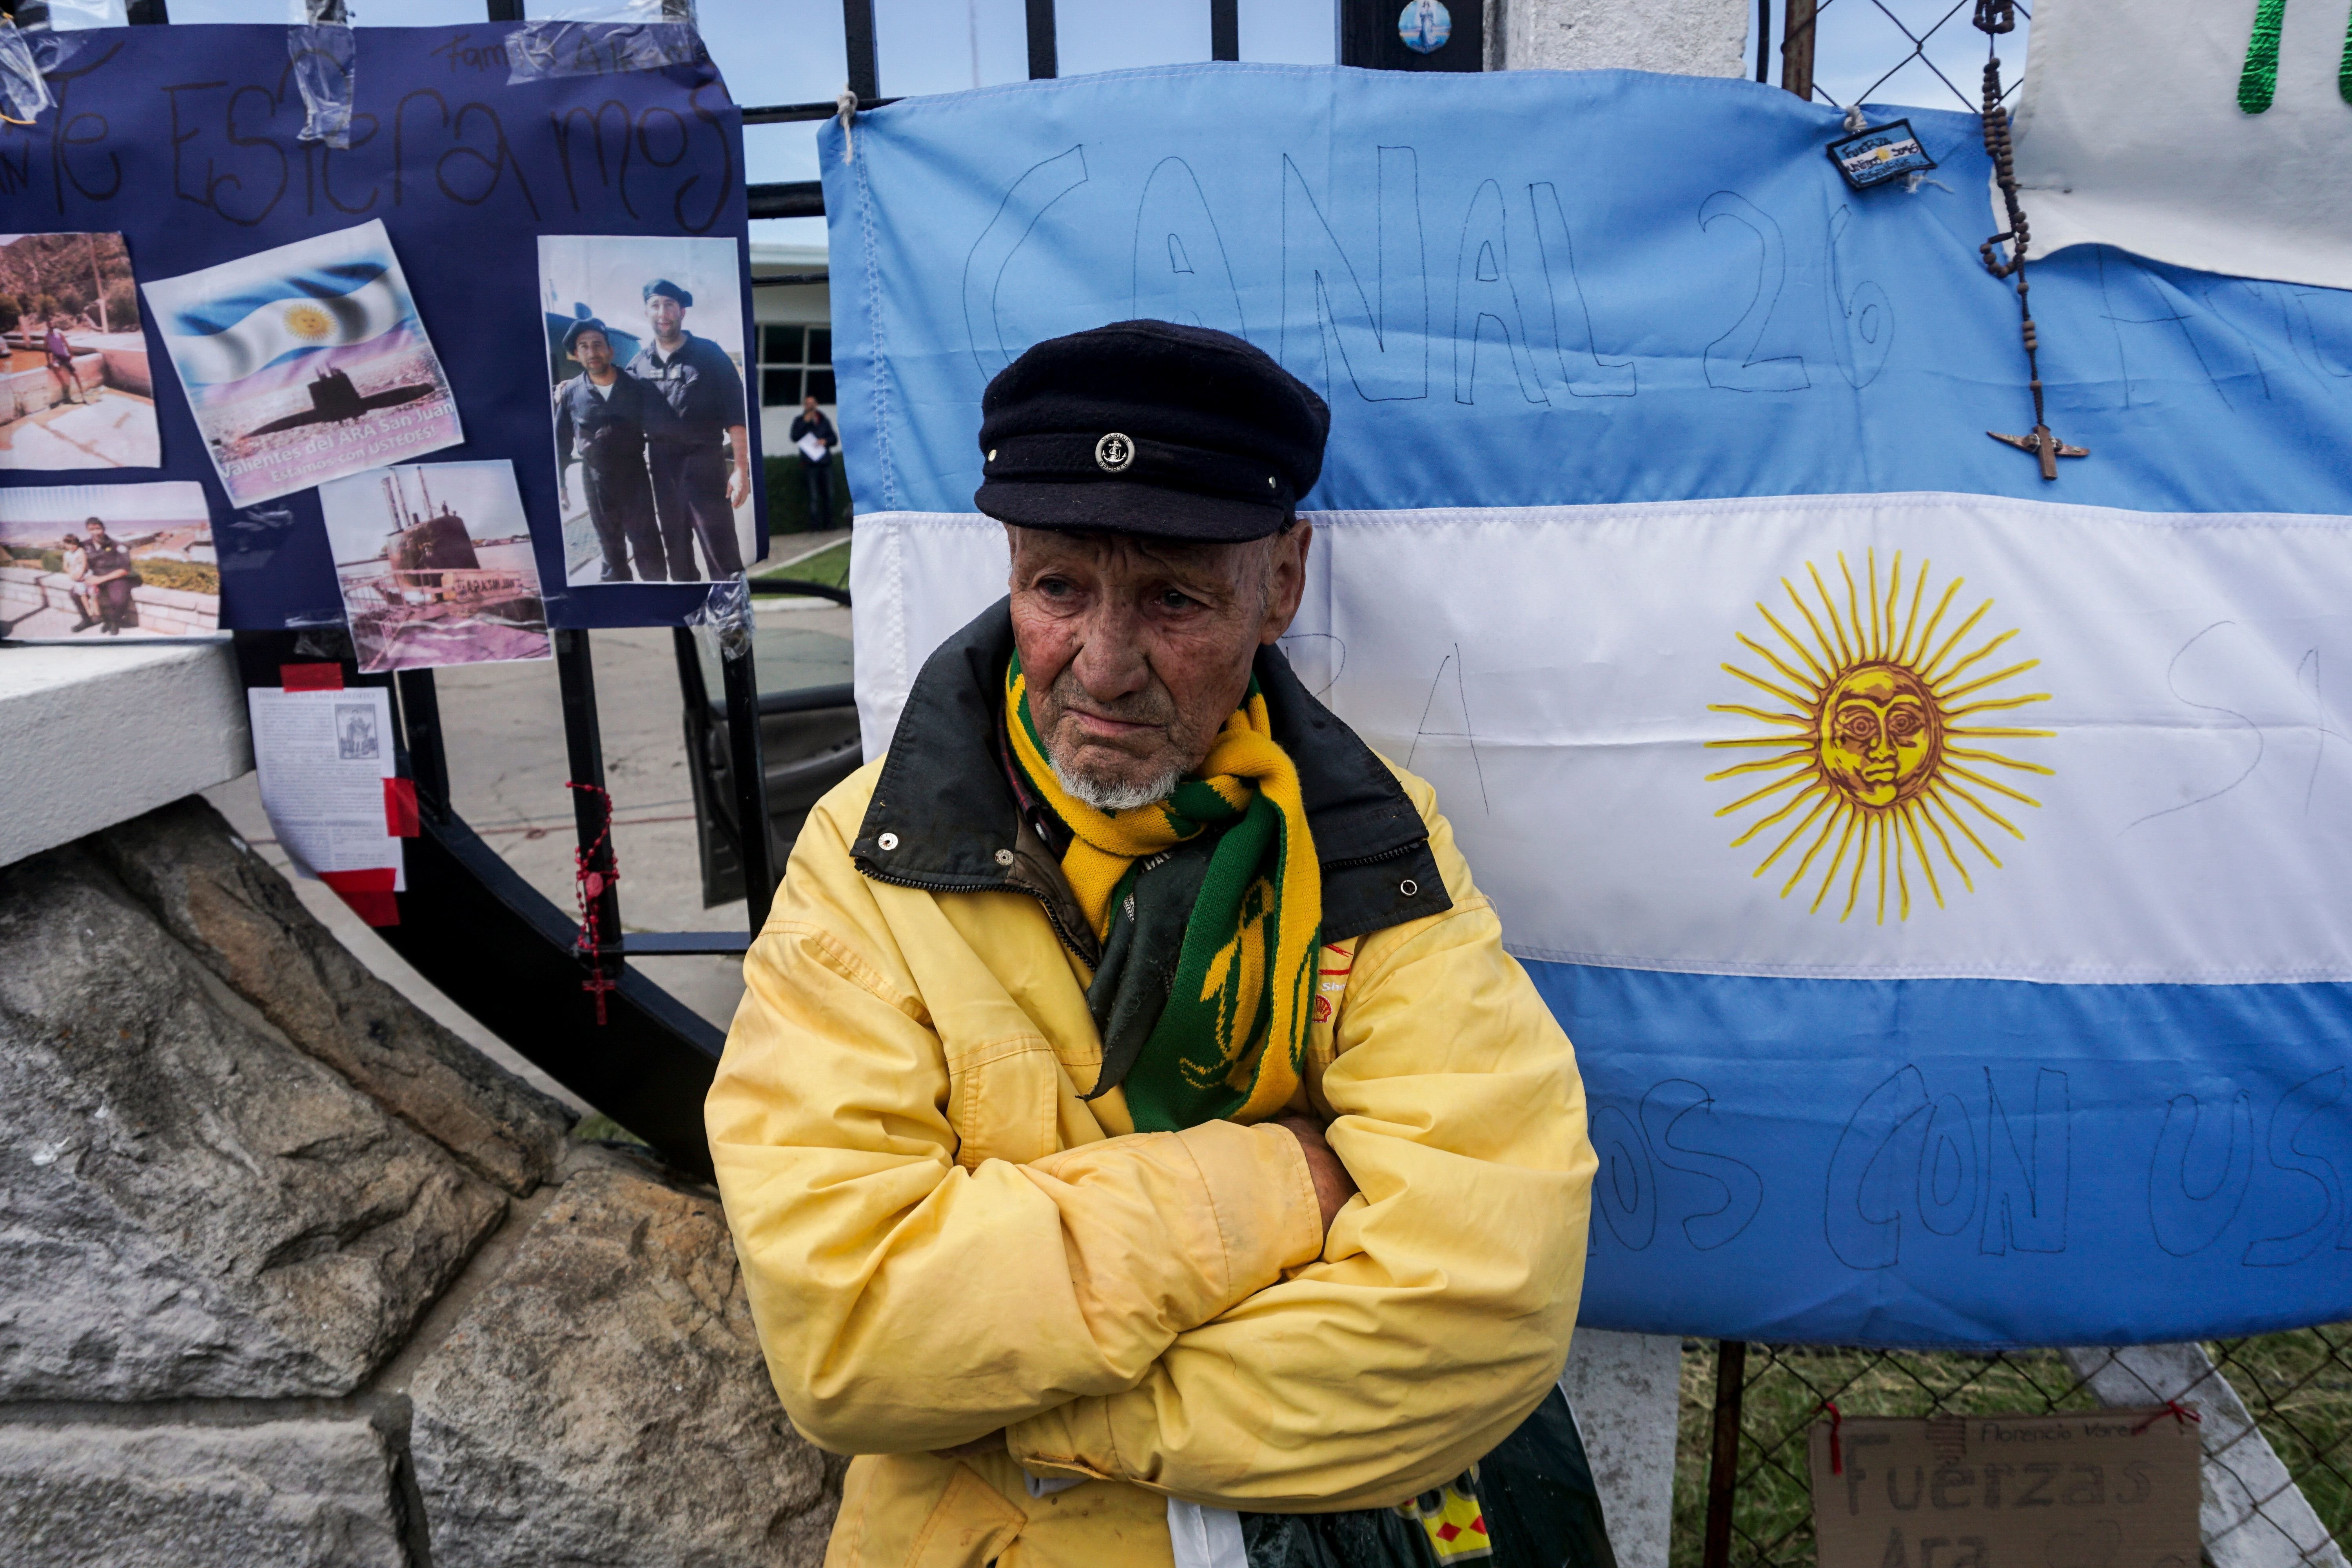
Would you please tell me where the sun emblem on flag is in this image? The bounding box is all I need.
[281,302,336,342]
[1706,551,2054,923]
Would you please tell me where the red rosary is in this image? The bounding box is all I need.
[567,781,620,1025]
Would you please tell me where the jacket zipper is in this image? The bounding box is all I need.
[858,862,1098,965]
[1321,836,1428,873]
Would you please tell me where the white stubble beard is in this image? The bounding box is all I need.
[1047,751,1184,813]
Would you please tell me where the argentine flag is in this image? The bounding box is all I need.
[821,60,2352,1348]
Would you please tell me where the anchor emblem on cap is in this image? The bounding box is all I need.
[1094,432,1135,473]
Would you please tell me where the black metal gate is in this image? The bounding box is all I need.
[34,0,1483,1182]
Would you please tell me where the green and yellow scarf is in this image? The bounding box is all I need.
[1005,654,1320,1132]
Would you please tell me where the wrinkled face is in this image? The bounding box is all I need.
[1818,662,1940,808]
[569,330,614,375]
[1007,522,1310,808]
[644,294,684,340]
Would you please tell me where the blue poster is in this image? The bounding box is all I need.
[0,22,761,630]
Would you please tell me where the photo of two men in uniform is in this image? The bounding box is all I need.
[548,272,753,586]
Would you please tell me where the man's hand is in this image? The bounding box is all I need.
[1274,1114,1357,1234]
[726,461,751,508]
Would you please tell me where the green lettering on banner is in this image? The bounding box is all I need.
[2237,0,2352,110]
[2241,0,2287,113]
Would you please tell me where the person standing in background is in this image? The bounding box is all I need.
[789,392,839,531]
[44,320,85,408]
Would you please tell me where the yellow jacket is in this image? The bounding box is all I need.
[708,613,1595,1568]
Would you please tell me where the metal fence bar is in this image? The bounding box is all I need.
[747,181,826,220]
[743,99,900,123]
[1026,0,1058,79]
[1210,0,1239,62]
[554,628,624,992]
[1780,0,1816,98]
[1704,1341,1751,1568]
[842,0,880,100]
[396,668,450,814]
[720,631,776,931]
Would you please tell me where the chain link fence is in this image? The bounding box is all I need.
[1668,1330,2352,1568]
[1773,0,2030,114]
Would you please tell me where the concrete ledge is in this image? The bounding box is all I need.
[0,642,251,869]
[1561,1328,1681,1568]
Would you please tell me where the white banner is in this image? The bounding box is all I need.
[854,494,2352,984]
[2010,0,2352,290]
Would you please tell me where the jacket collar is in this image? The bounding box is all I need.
[853,599,1451,943]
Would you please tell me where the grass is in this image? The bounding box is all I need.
[763,451,851,535]
[2208,1325,2352,1544]
[1667,1336,2352,1568]
[571,1112,650,1148]
[131,558,219,595]
[756,537,849,592]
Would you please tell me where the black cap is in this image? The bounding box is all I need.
[974,319,1329,542]
[642,279,693,306]
[561,316,612,353]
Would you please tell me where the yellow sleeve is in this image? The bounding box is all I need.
[706,777,1325,1456]
[1005,780,1596,1511]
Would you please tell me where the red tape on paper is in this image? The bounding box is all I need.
[384,777,419,838]
[319,867,399,927]
[281,663,344,692]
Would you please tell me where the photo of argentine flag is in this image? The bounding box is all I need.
[165,261,410,388]
[144,220,461,507]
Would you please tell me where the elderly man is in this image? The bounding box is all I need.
[709,321,1602,1568]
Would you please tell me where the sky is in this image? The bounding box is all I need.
[1803,0,2032,118]
[0,480,208,543]
[120,0,2024,246]
[540,234,746,358]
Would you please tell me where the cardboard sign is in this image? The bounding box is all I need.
[1810,1410,2201,1568]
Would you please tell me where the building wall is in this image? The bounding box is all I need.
[1494,0,1750,75]
[748,244,836,459]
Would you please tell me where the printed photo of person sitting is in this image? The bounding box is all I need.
[57,531,95,630]
[78,516,138,635]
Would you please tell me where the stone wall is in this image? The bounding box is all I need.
[0,566,221,635]
[0,797,842,1566]
[0,353,106,423]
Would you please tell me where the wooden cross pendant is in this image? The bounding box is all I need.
[1987,425,2089,480]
